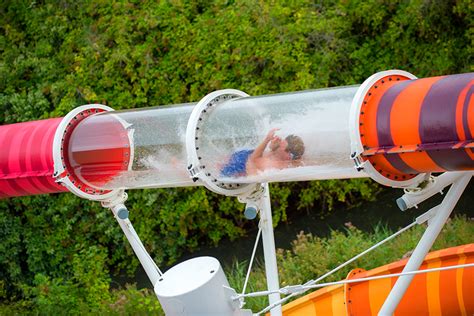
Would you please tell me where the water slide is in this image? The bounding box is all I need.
[1,70,473,315]
[282,244,474,316]
[1,71,472,198]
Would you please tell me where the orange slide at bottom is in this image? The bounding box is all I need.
[282,244,474,315]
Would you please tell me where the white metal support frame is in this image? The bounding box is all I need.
[240,184,282,316]
[103,194,163,287]
[259,184,282,316]
[378,172,472,315]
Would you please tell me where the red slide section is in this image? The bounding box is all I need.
[0,118,68,198]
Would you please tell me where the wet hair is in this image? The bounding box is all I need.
[285,135,305,160]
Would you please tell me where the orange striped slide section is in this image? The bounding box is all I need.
[281,243,474,315]
[359,72,474,183]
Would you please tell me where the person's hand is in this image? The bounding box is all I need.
[265,128,280,142]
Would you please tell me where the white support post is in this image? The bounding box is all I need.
[110,203,162,287]
[257,184,282,316]
[378,173,471,316]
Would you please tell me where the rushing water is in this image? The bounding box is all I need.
[115,182,473,289]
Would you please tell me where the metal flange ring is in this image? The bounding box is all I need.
[349,70,428,188]
[185,89,259,196]
[52,104,131,201]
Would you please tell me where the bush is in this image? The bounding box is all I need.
[0,0,471,309]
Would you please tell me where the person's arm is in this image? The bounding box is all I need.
[246,128,279,174]
[253,128,278,158]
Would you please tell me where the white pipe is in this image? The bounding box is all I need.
[378,173,472,316]
[258,184,282,316]
[396,171,470,211]
[111,204,162,286]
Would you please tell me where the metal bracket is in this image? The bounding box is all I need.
[187,164,201,182]
[415,205,439,225]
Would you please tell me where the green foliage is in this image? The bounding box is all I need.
[6,245,111,315]
[102,285,164,316]
[0,0,471,313]
[296,179,380,216]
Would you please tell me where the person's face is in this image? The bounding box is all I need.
[271,138,290,159]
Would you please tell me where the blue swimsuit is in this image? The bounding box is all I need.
[220,149,254,177]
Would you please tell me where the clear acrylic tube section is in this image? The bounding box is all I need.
[68,104,196,190]
[68,86,367,191]
[197,85,367,184]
